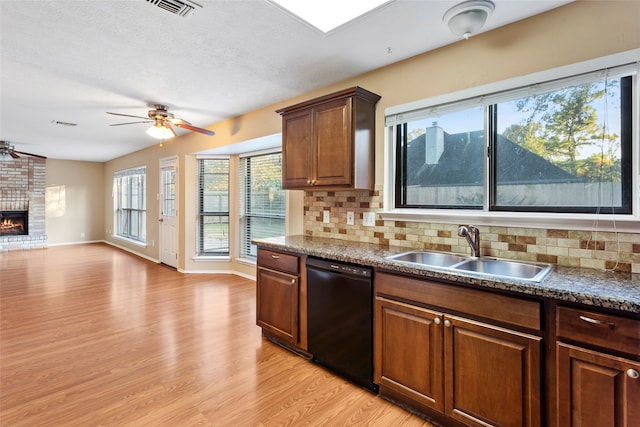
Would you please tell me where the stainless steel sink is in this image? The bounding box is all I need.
[386,251,468,268]
[386,251,552,282]
[453,258,552,282]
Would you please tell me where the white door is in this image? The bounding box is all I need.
[159,158,178,268]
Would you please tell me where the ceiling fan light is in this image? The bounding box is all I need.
[443,0,494,39]
[146,123,174,140]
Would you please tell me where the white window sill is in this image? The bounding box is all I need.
[112,235,147,248]
[192,256,231,262]
[379,209,640,233]
[236,257,257,267]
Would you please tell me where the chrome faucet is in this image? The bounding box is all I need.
[458,225,480,258]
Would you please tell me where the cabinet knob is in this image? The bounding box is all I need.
[628,369,639,379]
[307,179,312,184]
[444,319,451,327]
[434,317,441,325]
[291,279,296,285]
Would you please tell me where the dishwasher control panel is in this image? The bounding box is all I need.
[306,257,372,278]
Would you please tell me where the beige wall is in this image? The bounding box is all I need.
[46,159,104,245]
[96,1,638,274]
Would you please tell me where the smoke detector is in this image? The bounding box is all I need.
[146,0,202,17]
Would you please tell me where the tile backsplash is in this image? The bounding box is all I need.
[304,186,640,273]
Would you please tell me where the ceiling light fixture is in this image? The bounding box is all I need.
[443,0,495,40]
[146,122,174,140]
[270,0,390,33]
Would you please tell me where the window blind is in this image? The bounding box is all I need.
[239,152,285,259]
[386,63,638,127]
[197,158,229,255]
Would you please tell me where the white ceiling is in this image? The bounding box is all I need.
[0,0,572,162]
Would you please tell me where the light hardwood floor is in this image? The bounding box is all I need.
[0,243,432,426]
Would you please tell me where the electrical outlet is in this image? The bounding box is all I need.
[363,212,376,227]
[323,210,330,224]
[346,211,355,225]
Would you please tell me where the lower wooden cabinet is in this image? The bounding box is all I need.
[445,315,541,427]
[376,295,542,427]
[375,271,543,427]
[256,249,301,346]
[376,298,444,412]
[555,304,640,427]
[556,343,640,427]
[256,266,299,344]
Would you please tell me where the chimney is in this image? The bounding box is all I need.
[425,121,444,164]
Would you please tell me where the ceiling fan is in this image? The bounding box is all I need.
[0,140,47,161]
[107,104,215,139]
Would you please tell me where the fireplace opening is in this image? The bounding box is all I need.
[0,211,28,236]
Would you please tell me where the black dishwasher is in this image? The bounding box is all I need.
[306,257,378,393]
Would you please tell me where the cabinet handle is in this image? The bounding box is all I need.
[434,317,441,325]
[627,369,639,379]
[579,315,615,327]
[271,254,280,259]
[444,319,451,327]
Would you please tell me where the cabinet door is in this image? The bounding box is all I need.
[256,267,299,344]
[313,97,352,187]
[444,315,542,427]
[282,108,313,189]
[557,342,640,427]
[375,297,444,412]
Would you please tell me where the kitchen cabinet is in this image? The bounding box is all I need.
[276,86,381,190]
[256,249,303,347]
[555,306,640,426]
[375,271,542,427]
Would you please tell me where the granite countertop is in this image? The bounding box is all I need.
[254,235,640,315]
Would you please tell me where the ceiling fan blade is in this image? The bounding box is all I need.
[175,122,215,136]
[168,117,192,126]
[165,123,177,137]
[107,112,149,120]
[109,121,153,126]
[14,150,47,159]
[9,151,20,159]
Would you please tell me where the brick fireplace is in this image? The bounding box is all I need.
[0,157,47,250]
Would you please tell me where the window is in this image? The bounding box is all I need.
[114,166,146,243]
[391,63,635,216]
[239,152,285,259]
[197,158,230,256]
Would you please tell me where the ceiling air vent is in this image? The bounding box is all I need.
[145,0,202,17]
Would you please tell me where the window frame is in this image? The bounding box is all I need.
[113,166,147,244]
[238,149,286,260]
[382,50,640,232]
[197,156,230,257]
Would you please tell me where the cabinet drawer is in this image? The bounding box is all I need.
[556,306,640,356]
[376,272,541,331]
[257,249,299,275]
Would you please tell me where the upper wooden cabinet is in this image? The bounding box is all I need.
[276,87,381,190]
